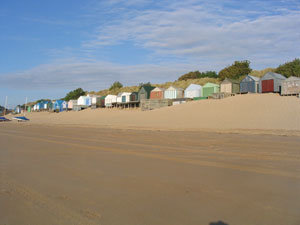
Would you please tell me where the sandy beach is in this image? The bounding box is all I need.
[1,93,300,225]
[1,124,300,225]
[6,93,300,136]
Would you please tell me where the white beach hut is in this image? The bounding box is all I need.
[164,86,184,99]
[77,96,92,106]
[105,95,117,107]
[184,84,202,98]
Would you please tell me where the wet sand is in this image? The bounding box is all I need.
[1,123,300,225]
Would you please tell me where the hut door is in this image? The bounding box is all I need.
[262,79,274,93]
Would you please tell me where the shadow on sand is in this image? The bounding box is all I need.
[209,221,229,225]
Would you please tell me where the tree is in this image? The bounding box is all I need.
[109,81,123,91]
[178,70,218,81]
[178,71,201,81]
[275,58,300,78]
[218,60,252,80]
[64,88,86,101]
[199,71,218,78]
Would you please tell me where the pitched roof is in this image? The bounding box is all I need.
[264,72,286,79]
[185,84,202,90]
[166,86,184,91]
[221,78,239,84]
[151,87,166,92]
[248,75,260,82]
[140,86,155,93]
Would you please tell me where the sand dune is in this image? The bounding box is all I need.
[8,93,300,134]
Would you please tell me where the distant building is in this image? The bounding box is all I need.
[202,83,220,98]
[105,95,117,107]
[281,76,300,95]
[164,86,184,99]
[77,96,92,106]
[259,72,286,93]
[150,87,166,99]
[138,86,155,100]
[184,84,202,98]
[240,75,260,93]
[220,78,240,94]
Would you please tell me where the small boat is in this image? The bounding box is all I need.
[0,116,10,122]
[13,116,30,122]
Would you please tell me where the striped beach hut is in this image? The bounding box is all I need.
[259,72,286,93]
[184,84,202,98]
[240,75,260,93]
[164,86,184,99]
[281,76,300,95]
[138,86,155,101]
[150,87,165,99]
[220,78,240,94]
[105,95,117,107]
[202,83,220,98]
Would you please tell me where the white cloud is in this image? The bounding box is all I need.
[84,0,300,68]
[0,60,199,90]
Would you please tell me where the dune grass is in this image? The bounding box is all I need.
[91,77,220,96]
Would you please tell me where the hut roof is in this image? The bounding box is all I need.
[248,75,260,82]
[166,86,184,91]
[263,72,286,80]
[203,82,219,87]
[185,84,202,91]
[140,86,155,92]
[221,78,239,84]
[151,87,166,92]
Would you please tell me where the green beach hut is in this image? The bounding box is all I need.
[202,83,220,98]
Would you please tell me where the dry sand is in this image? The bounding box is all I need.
[7,93,300,135]
[1,93,300,225]
[1,124,300,225]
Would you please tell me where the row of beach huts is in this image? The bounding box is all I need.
[16,72,300,113]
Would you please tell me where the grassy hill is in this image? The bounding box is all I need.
[90,77,220,96]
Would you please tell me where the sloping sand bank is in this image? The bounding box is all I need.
[8,93,300,135]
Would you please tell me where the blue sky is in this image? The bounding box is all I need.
[1,0,300,107]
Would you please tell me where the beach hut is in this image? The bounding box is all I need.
[62,101,68,110]
[202,83,220,98]
[281,76,300,95]
[116,93,123,103]
[27,105,32,112]
[240,75,260,93]
[164,86,184,99]
[259,72,286,93]
[138,86,155,101]
[99,96,106,107]
[77,96,92,106]
[15,106,22,114]
[53,100,66,112]
[121,92,131,103]
[220,78,240,94]
[90,95,102,106]
[68,100,77,110]
[184,84,202,98]
[130,92,139,102]
[105,95,117,107]
[150,87,166,99]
